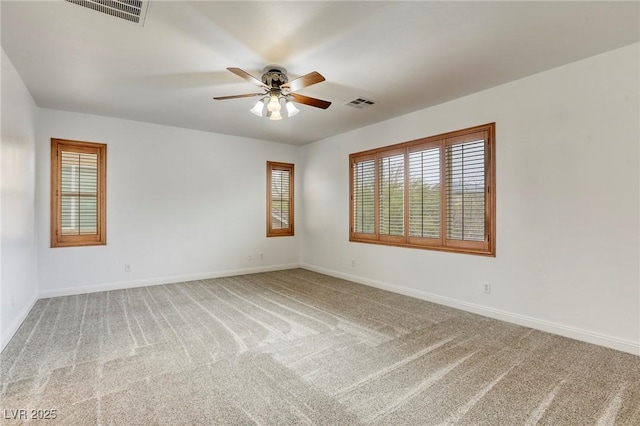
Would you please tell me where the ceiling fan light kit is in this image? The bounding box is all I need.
[214,65,331,121]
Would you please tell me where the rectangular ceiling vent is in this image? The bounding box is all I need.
[345,97,376,109]
[65,0,149,25]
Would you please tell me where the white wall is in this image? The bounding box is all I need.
[1,49,39,349]
[300,43,640,354]
[5,43,639,356]
[35,110,300,296]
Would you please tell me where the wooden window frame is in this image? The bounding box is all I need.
[349,123,496,256]
[51,138,107,248]
[267,161,294,237]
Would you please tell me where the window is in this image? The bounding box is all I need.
[350,123,495,256]
[267,161,294,237]
[51,139,107,248]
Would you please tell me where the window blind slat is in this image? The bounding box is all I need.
[60,150,99,236]
[270,168,290,230]
[379,154,404,236]
[446,139,486,242]
[409,147,440,238]
[353,159,375,234]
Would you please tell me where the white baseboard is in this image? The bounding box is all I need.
[1,293,38,352]
[300,263,640,356]
[39,263,301,299]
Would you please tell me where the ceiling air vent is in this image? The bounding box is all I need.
[65,0,149,25]
[345,97,376,109]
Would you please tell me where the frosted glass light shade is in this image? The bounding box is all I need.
[269,110,283,121]
[267,94,281,112]
[249,100,264,117]
[286,101,299,117]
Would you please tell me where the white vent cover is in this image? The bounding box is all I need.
[65,0,149,25]
[345,97,376,109]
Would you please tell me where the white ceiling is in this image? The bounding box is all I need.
[2,1,639,145]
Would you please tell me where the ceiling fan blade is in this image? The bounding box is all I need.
[281,71,325,92]
[227,67,268,88]
[213,93,264,100]
[290,93,331,109]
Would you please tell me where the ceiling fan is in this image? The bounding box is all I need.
[214,66,331,120]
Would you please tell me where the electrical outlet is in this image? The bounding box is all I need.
[248,255,253,262]
[259,253,264,260]
[482,282,491,294]
[351,259,356,267]
[124,264,131,273]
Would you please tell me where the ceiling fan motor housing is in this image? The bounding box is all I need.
[262,65,288,88]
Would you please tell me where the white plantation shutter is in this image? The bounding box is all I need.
[60,151,99,235]
[352,158,376,234]
[409,146,441,240]
[267,162,294,237]
[446,134,487,245]
[379,153,404,237]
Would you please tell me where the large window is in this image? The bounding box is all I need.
[267,161,294,237]
[350,123,495,256]
[51,139,107,248]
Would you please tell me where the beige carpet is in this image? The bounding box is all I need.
[1,269,638,425]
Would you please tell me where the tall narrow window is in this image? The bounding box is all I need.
[51,139,107,247]
[267,161,294,237]
[349,123,495,256]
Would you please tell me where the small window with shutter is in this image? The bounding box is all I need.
[51,139,106,248]
[349,123,495,256]
[267,161,294,237]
